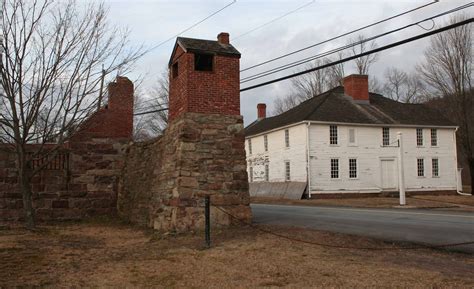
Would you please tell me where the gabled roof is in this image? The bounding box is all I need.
[169,36,240,63]
[245,86,456,137]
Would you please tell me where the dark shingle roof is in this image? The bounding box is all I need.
[176,37,241,57]
[245,86,456,137]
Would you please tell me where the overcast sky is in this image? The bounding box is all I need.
[102,0,472,125]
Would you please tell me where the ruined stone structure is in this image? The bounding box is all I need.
[0,77,134,221]
[118,33,252,231]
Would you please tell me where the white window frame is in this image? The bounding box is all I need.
[432,158,439,177]
[382,127,390,146]
[329,125,338,145]
[249,166,254,182]
[248,139,252,155]
[265,163,269,182]
[349,158,357,179]
[284,129,290,148]
[417,158,425,177]
[264,134,268,152]
[348,128,356,146]
[330,158,339,179]
[416,128,424,147]
[284,161,290,181]
[431,129,438,147]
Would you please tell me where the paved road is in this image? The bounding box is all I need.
[251,204,474,253]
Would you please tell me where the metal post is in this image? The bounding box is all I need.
[397,132,406,205]
[205,195,211,248]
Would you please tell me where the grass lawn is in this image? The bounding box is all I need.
[1,219,473,288]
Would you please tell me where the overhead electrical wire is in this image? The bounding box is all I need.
[147,0,237,52]
[240,0,439,73]
[240,2,473,83]
[233,0,316,41]
[240,18,473,92]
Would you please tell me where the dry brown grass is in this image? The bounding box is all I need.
[251,195,474,211]
[1,219,473,288]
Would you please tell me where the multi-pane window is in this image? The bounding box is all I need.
[264,135,268,152]
[330,158,339,179]
[349,158,357,179]
[265,164,269,181]
[249,166,254,182]
[432,158,439,177]
[330,125,338,145]
[285,161,290,181]
[417,158,424,177]
[416,128,423,146]
[285,129,290,148]
[248,139,252,155]
[431,129,438,146]
[348,128,356,145]
[382,127,390,146]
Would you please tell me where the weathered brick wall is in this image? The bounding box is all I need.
[0,77,133,222]
[118,112,252,231]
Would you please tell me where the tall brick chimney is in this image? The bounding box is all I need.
[168,32,241,121]
[257,103,266,119]
[217,32,230,45]
[343,74,369,102]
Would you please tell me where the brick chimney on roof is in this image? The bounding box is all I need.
[217,32,230,44]
[343,74,369,102]
[257,103,266,119]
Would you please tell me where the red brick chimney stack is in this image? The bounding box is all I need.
[217,32,230,45]
[257,103,266,119]
[343,74,369,102]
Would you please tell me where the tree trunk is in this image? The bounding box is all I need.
[469,158,474,196]
[19,168,35,229]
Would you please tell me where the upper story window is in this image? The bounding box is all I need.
[382,127,390,146]
[264,135,268,152]
[329,125,338,145]
[348,128,356,145]
[330,158,339,179]
[285,161,290,181]
[194,53,213,71]
[265,164,269,182]
[431,129,438,146]
[417,158,425,177]
[416,128,423,147]
[248,139,252,155]
[172,62,179,78]
[285,129,290,148]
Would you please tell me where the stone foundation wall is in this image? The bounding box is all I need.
[118,112,252,231]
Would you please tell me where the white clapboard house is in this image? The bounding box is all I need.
[245,75,460,198]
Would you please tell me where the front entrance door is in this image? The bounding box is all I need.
[381,159,397,190]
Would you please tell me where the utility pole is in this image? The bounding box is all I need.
[397,132,406,205]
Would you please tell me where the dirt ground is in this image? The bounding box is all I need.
[251,195,474,211]
[1,219,473,288]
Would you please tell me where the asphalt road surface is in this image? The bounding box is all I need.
[251,204,474,253]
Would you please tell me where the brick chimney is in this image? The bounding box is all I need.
[343,74,369,102]
[217,32,229,45]
[257,103,266,119]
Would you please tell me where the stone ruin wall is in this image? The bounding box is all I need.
[118,112,252,231]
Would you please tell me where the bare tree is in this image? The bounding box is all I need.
[134,71,169,140]
[382,67,424,103]
[349,34,379,75]
[417,14,473,193]
[0,0,144,228]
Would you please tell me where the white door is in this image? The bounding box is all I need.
[381,159,397,190]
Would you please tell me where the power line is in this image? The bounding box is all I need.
[240,2,473,83]
[233,0,316,41]
[133,107,168,116]
[240,17,473,92]
[147,0,237,52]
[240,0,439,73]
